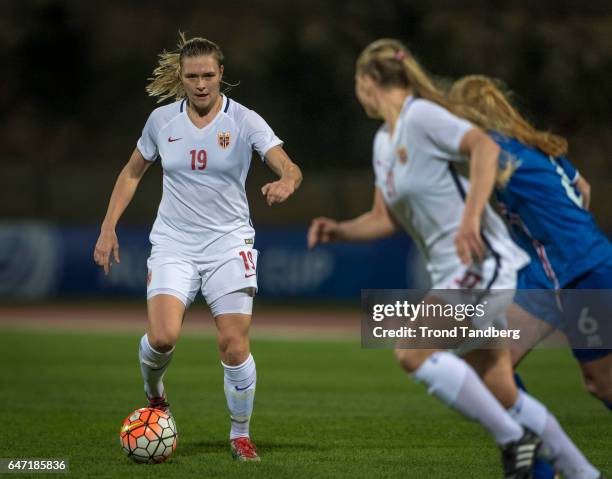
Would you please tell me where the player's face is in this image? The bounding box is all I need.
[180,55,224,112]
[355,74,381,119]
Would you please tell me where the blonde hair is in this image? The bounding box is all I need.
[356,40,568,160]
[146,32,230,103]
[449,75,568,157]
[356,38,455,112]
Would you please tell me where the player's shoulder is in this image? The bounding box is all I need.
[146,99,185,128]
[223,96,261,123]
[404,97,449,122]
[223,96,274,138]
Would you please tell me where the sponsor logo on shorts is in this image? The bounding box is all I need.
[244,238,254,245]
[245,273,256,278]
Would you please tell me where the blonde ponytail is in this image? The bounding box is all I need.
[357,40,568,158]
[449,75,568,157]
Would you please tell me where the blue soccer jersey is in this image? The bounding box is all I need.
[490,132,612,289]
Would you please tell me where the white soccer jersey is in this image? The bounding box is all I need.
[372,96,529,284]
[137,95,282,256]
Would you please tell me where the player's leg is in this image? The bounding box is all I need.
[209,289,259,461]
[202,241,260,461]
[504,298,556,479]
[465,348,518,407]
[577,353,612,408]
[395,345,544,479]
[468,348,555,479]
[396,347,526,443]
[140,294,185,410]
[506,302,556,368]
[466,304,558,479]
[466,348,602,479]
[394,294,526,448]
[411,259,540,476]
[564,262,612,407]
[141,254,200,409]
[509,267,561,393]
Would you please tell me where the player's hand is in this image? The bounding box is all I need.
[261,179,295,206]
[575,175,591,210]
[307,217,341,249]
[455,215,484,266]
[94,229,120,275]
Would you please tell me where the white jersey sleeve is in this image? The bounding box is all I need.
[406,99,473,162]
[242,109,283,160]
[137,111,160,162]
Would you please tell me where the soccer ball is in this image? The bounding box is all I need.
[119,408,178,463]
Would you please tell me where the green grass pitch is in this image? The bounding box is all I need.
[0,329,609,478]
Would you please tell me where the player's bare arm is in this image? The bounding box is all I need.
[308,187,397,249]
[94,148,152,275]
[261,145,302,206]
[455,127,500,266]
[575,174,591,210]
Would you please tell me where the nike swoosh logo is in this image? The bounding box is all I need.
[244,273,256,278]
[235,381,254,391]
[122,420,144,432]
[168,137,182,142]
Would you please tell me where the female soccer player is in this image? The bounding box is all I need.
[448,75,612,409]
[94,34,302,462]
[308,39,602,479]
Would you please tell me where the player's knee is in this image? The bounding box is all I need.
[148,331,178,353]
[218,332,249,365]
[394,348,425,373]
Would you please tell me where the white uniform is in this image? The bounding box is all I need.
[137,95,282,307]
[373,97,529,350]
[372,96,529,291]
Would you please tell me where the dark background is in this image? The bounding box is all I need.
[1,0,611,229]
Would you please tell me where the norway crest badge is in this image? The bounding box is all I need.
[397,146,408,165]
[218,131,231,149]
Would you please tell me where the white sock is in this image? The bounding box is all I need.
[510,391,599,479]
[139,334,174,399]
[222,354,256,440]
[413,352,524,445]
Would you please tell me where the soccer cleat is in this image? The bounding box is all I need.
[231,437,260,462]
[500,429,542,479]
[147,395,171,415]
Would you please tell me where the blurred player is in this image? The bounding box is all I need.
[449,75,612,409]
[94,33,302,462]
[308,39,603,479]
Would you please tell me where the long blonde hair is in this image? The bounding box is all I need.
[356,38,455,113]
[356,40,568,158]
[146,32,231,103]
[449,75,568,157]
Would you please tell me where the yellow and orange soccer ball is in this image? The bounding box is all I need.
[119,408,177,463]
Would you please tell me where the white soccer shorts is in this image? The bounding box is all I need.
[429,256,518,355]
[146,242,258,309]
